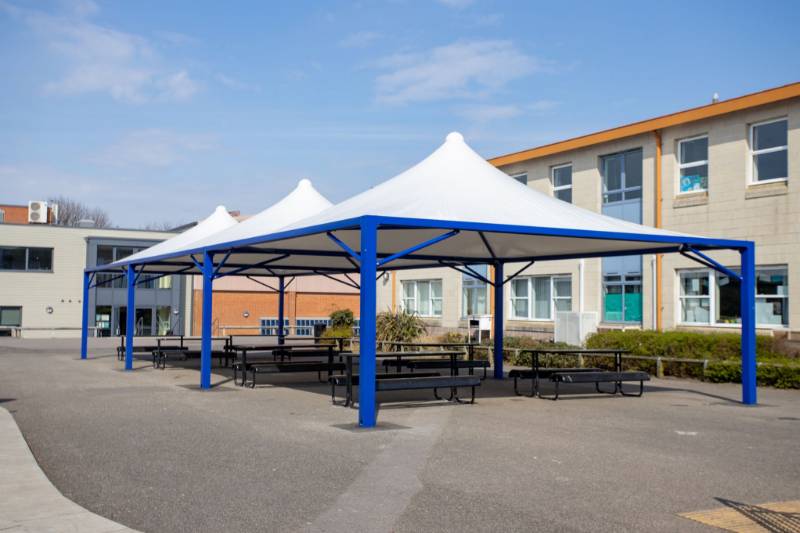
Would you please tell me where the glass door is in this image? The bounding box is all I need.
[601,149,643,323]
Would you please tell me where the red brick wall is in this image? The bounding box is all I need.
[191,290,360,335]
[0,205,58,224]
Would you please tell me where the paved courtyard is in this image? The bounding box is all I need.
[1,337,798,532]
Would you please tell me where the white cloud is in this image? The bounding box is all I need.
[374,40,537,104]
[339,31,381,48]
[5,2,200,103]
[527,99,559,112]
[93,129,216,167]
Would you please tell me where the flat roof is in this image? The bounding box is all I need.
[489,81,800,167]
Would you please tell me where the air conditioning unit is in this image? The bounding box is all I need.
[555,312,598,346]
[28,201,48,224]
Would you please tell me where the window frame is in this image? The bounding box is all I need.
[676,134,709,195]
[551,163,573,203]
[259,318,289,336]
[676,266,789,328]
[461,266,489,318]
[0,246,54,273]
[0,306,22,327]
[401,279,443,317]
[508,274,572,321]
[749,117,789,185]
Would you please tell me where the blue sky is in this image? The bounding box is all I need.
[1,0,798,228]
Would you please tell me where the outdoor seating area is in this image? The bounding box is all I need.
[82,131,759,429]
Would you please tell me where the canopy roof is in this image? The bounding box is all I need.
[91,132,746,277]
[116,205,238,266]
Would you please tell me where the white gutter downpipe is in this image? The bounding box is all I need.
[578,259,585,313]
[651,255,657,330]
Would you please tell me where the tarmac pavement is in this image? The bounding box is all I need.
[0,337,798,532]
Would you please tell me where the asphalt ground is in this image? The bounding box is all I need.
[1,337,798,532]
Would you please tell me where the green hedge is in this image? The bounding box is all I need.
[585,330,800,388]
[585,329,786,361]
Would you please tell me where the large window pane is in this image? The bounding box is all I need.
[0,307,22,326]
[27,248,52,271]
[553,165,572,187]
[418,282,431,316]
[624,149,643,189]
[754,151,788,181]
[682,298,710,323]
[681,272,710,296]
[0,247,26,270]
[603,156,623,194]
[680,164,708,193]
[716,273,741,324]
[753,120,787,151]
[680,137,708,164]
[402,282,415,313]
[533,277,551,319]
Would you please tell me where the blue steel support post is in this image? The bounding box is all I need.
[125,266,136,370]
[493,262,504,379]
[80,272,90,360]
[740,244,757,405]
[359,220,378,427]
[278,276,285,345]
[200,251,214,389]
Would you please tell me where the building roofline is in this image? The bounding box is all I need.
[489,81,800,167]
[0,221,177,234]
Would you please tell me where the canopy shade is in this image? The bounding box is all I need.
[91,132,746,277]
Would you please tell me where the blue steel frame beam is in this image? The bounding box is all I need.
[503,260,535,285]
[278,276,286,345]
[740,243,757,404]
[493,262,504,379]
[215,254,290,279]
[314,271,360,290]
[478,231,497,260]
[358,219,378,427]
[327,231,361,263]
[80,272,94,360]
[89,271,126,289]
[438,260,492,285]
[680,247,742,280]
[199,251,214,389]
[376,229,459,267]
[124,266,137,371]
[244,276,278,292]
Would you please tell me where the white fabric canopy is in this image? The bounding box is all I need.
[186,178,332,250]
[101,132,740,276]
[116,205,238,266]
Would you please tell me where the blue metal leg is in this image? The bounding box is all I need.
[740,244,757,405]
[80,272,90,360]
[200,251,214,389]
[278,276,285,345]
[125,267,136,371]
[359,220,378,427]
[493,262,504,379]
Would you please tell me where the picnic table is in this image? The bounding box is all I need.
[229,343,342,386]
[340,350,477,406]
[511,348,650,399]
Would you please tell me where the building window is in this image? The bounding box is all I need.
[0,209,4,223]
[510,173,527,185]
[259,318,289,336]
[551,164,572,202]
[678,266,788,327]
[678,135,708,193]
[603,273,642,323]
[0,306,22,327]
[401,279,442,317]
[602,149,642,203]
[296,318,330,336]
[751,118,788,183]
[462,265,489,316]
[0,247,53,272]
[510,275,572,320]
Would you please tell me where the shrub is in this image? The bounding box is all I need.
[438,331,467,344]
[330,309,354,329]
[375,309,427,350]
[704,360,800,389]
[585,329,786,361]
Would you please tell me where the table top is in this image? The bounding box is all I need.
[520,348,629,355]
[342,350,465,359]
[230,343,336,352]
